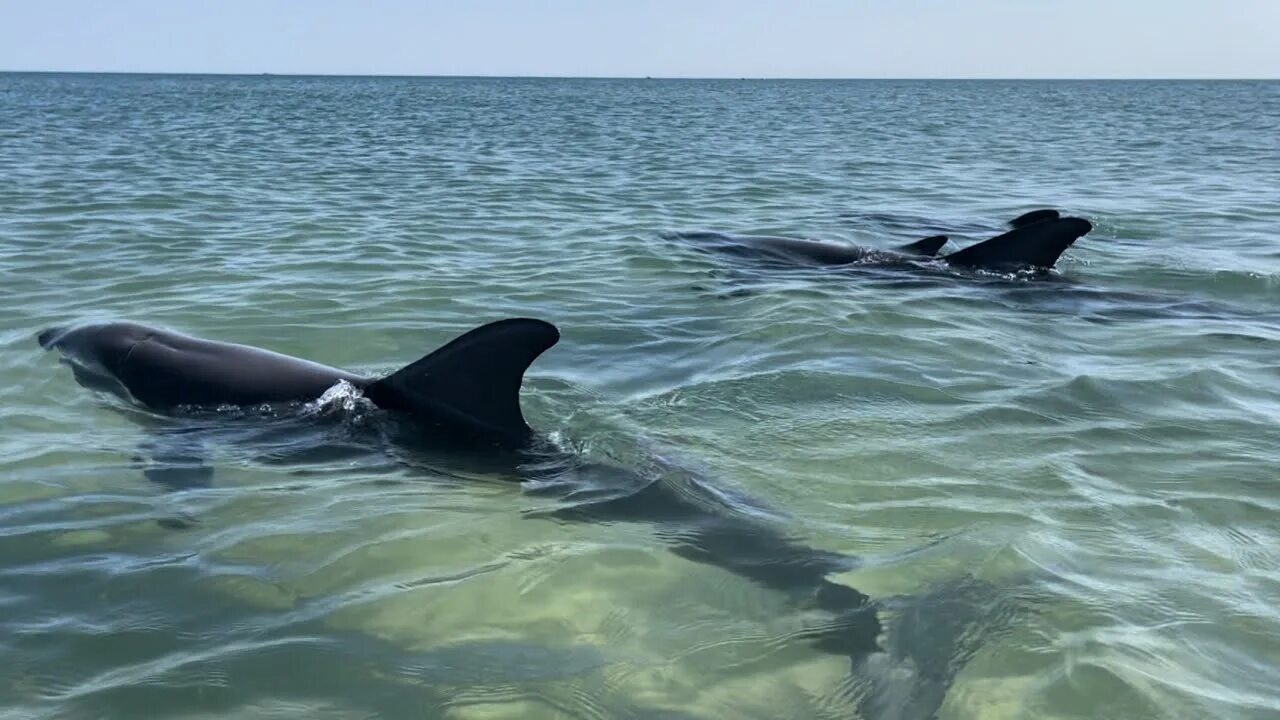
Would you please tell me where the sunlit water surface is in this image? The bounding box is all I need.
[2,74,1279,719]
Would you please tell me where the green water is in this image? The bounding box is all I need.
[2,74,1279,719]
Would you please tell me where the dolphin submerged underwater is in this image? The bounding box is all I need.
[37,317,1027,719]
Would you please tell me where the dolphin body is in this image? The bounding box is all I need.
[674,208,1093,274]
[36,318,877,630]
[37,318,1017,718]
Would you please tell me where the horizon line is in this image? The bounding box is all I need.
[2,69,1277,82]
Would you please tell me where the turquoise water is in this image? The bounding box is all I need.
[2,73,1280,719]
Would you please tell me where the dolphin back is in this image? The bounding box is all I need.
[38,321,365,409]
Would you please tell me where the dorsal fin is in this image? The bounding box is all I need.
[1008,208,1060,229]
[943,217,1093,270]
[894,235,948,256]
[363,319,559,447]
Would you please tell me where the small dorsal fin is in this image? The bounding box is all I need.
[1008,209,1060,228]
[364,319,559,447]
[943,217,1093,270]
[895,235,948,256]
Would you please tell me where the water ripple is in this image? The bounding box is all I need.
[3,74,1280,719]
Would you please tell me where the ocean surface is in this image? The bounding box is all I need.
[2,73,1279,720]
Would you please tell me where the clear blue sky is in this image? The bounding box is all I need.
[2,0,1277,78]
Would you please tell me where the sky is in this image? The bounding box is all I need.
[1,0,1278,79]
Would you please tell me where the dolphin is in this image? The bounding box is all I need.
[36,319,545,447]
[35,317,878,621]
[37,317,1020,718]
[673,209,1093,274]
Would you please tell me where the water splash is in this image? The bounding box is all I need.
[304,379,375,420]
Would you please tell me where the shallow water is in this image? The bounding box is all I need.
[2,74,1279,719]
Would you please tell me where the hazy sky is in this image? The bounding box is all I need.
[2,0,1277,78]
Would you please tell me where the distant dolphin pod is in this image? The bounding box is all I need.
[674,208,1093,273]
